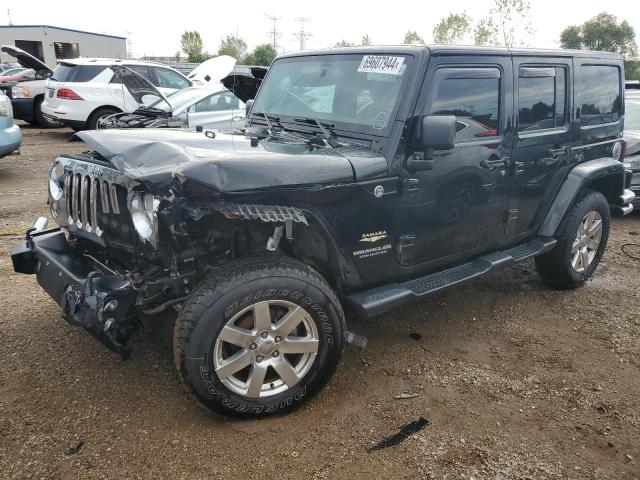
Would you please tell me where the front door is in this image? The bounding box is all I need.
[507,57,573,236]
[395,55,514,267]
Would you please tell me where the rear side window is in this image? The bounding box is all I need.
[51,64,107,82]
[518,66,567,132]
[427,68,500,142]
[153,67,189,89]
[110,65,155,85]
[578,65,621,126]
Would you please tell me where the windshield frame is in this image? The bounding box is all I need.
[249,52,415,138]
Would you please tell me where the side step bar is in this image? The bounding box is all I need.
[345,236,557,318]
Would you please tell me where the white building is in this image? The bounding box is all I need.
[0,25,127,68]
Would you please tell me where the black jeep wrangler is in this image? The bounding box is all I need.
[12,46,635,418]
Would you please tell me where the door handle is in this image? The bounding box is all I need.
[481,156,510,169]
[548,146,569,159]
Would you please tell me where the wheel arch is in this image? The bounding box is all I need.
[539,157,627,237]
[87,105,123,126]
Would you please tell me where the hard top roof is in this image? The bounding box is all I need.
[279,44,623,60]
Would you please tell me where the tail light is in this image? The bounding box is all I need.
[57,88,84,100]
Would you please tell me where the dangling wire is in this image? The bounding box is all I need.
[621,243,640,261]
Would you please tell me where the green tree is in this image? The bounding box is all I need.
[335,40,354,47]
[403,30,424,45]
[560,13,638,58]
[245,43,277,66]
[174,51,181,62]
[361,34,372,46]
[474,17,496,46]
[475,0,533,47]
[433,13,472,44]
[218,35,248,61]
[181,30,205,62]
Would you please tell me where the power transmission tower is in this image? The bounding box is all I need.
[293,17,312,51]
[265,14,281,52]
[124,31,132,59]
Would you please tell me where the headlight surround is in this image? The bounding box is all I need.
[48,161,64,201]
[11,86,29,98]
[129,192,160,245]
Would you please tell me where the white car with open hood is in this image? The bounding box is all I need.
[41,56,236,131]
[97,64,266,131]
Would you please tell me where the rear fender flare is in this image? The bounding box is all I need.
[539,157,626,237]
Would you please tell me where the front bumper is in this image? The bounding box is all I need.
[630,171,640,206]
[11,226,138,358]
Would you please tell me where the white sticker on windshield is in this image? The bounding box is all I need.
[358,56,405,75]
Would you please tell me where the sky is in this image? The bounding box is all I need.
[2,0,639,58]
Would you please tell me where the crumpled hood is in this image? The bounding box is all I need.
[75,129,388,193]
[1,45,52,73]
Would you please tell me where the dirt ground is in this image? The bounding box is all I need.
[1,124,639,480]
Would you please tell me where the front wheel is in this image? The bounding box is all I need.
[535,191,610,289]
[174,256,345,418]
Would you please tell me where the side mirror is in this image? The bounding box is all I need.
[421,115,456,151]
[245,99,254,117]
[406,115,456,172]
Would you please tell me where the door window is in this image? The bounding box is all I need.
[153,67,190,89]
[517,67,567,132]
[195,91,241,112]
[427,68,501,142]
[110,65,154,84]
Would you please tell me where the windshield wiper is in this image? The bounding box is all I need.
[294,117,340,148]
[252,111,279,137]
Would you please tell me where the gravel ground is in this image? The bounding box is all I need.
[1,124,639,479]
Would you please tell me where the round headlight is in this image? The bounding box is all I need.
[130,192,159,243]
[612,141,623,162]
[49,162,64,201]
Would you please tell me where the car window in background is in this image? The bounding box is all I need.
[428,68,500,142]
[51,64,107,82]
[153,68,189,89]
[578,65,621,126]
[2,68,25,76]
[518,67,567,132]
[626,96,640,131]
[148,87,210,112]
[195,91,241,112]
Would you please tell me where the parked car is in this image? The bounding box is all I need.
[0,45,58,127]
[0,62,22,73]
[11,46,634,418]
[0,67,27,78]
[41,56,235,131]
[97,65,265,130]
[0,69,36,84]
[0,92,22,158]
[624,88,640,205]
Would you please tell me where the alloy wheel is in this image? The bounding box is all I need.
[212,300,319,398]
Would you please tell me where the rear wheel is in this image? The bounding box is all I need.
[535,191,610,288]
[174,256,345,418]
[87,107,119,130]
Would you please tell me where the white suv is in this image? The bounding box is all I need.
[41,59,193,130]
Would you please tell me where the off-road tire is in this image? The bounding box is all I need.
[173,256,346,418]
[87,108,118,131]
[535,190,610,289]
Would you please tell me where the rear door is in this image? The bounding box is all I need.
[507,56,573,236]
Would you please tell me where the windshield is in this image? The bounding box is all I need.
[626,95,640,131]
[148,87,210,112]
[251,53,410,132]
